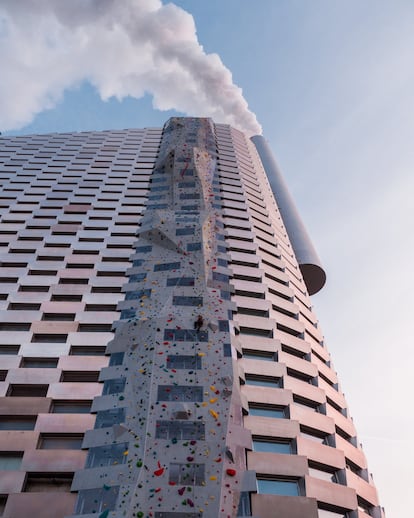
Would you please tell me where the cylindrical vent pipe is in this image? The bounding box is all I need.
[251,135,326,295]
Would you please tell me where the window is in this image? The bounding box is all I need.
[245,375,281,388]
[0,417,36,430]
[7,384,48,397]
[164,329,208,342]
[0,453,23,470]
[86,443,128,468]
[38,434,83,450]
[239,326,273,338]
[317,507,348,517]
[243,349,274,361]
[293,396,320,412]
[169,463,204,485]
[109,352,124,366]
[8,303,41,310]
[75,486,120,514]
[156,421,205,440]
[0,496,6,515]
[125,289,152,301]
[252,438,292,454]
[187,242,201,251]
[166,277,194,287]
[70,346,106,356]
[31,334,68,343]
[308,463,338,483]
[61,371,100,382]
[154,513,202,518]
[77,324,112,332]
[24,473,73,493]
[175,227,195,236]
[42,313,75,321]
[300,427,328,444]
[167,355,202,370]
[21,358,58,368]
[256,478,299,496]
[157,385,203,402]
[52,401,92,414]
[154,262,181,272]
[0,323,31,331]
[103,378,126,395]
[0,345,20,355]
[172,296,203,307]
[95,408,126,429]
[249,405,287,419]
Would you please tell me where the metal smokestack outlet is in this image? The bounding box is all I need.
[251,134,326,295]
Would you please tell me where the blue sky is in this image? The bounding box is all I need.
[2,1,414,515]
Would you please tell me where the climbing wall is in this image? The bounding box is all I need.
[71,118,248,518]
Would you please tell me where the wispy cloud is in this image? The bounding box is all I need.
[0,0,261,135]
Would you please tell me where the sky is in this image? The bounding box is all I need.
[1,1,413,516]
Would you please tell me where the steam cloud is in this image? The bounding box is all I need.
[0,0,262,136]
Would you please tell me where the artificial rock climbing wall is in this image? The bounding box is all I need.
[71,118,247,518]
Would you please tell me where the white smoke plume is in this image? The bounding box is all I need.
[0,0,262,136]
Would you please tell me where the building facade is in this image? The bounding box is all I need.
[0,118,383,518]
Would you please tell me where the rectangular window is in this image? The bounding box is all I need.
[0,323,31,331]
[155,421,205,440]
[0,345,20,355]
[0,453,23,470]
[52,401,92,414]
[179,193,200,200]
[166,277,194,287]
[70,346,106,356]
[103,378,126,395]
[154,513,202,518]
[124,289,152,301]
[24,474,73,493]
[21,358,58,368]
[61,371,100,382]
[154,262,181,272]
[8,384,48,397]
[187,242,201,252]
[256,478,299,496]
[317,508,348,518]
[109,352,124,366]
[38,434,83,450]
[308,465,338,484]
[0,417,36,430]
[86,442,129,468]
[176,228,195,236]
[167,355,202,370]
[31,334,68,343]
[128,273,147,283]
[164,329,208,342]
[77,324,112,332]
[169,462,204,485]
[243,350,274,361]
[157,385,203,402]
[245,375,281,388]
[249,405,286,419]
[135,245,152,254]
[172,296,203,307]
[252,439,292,454]
[75,486,119,514]
[95,408,126,429]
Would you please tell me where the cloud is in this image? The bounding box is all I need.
[0,0,262,136]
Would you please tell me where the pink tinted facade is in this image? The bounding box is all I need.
[0,118,383,517]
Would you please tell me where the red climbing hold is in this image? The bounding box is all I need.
[154,461,165,476]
